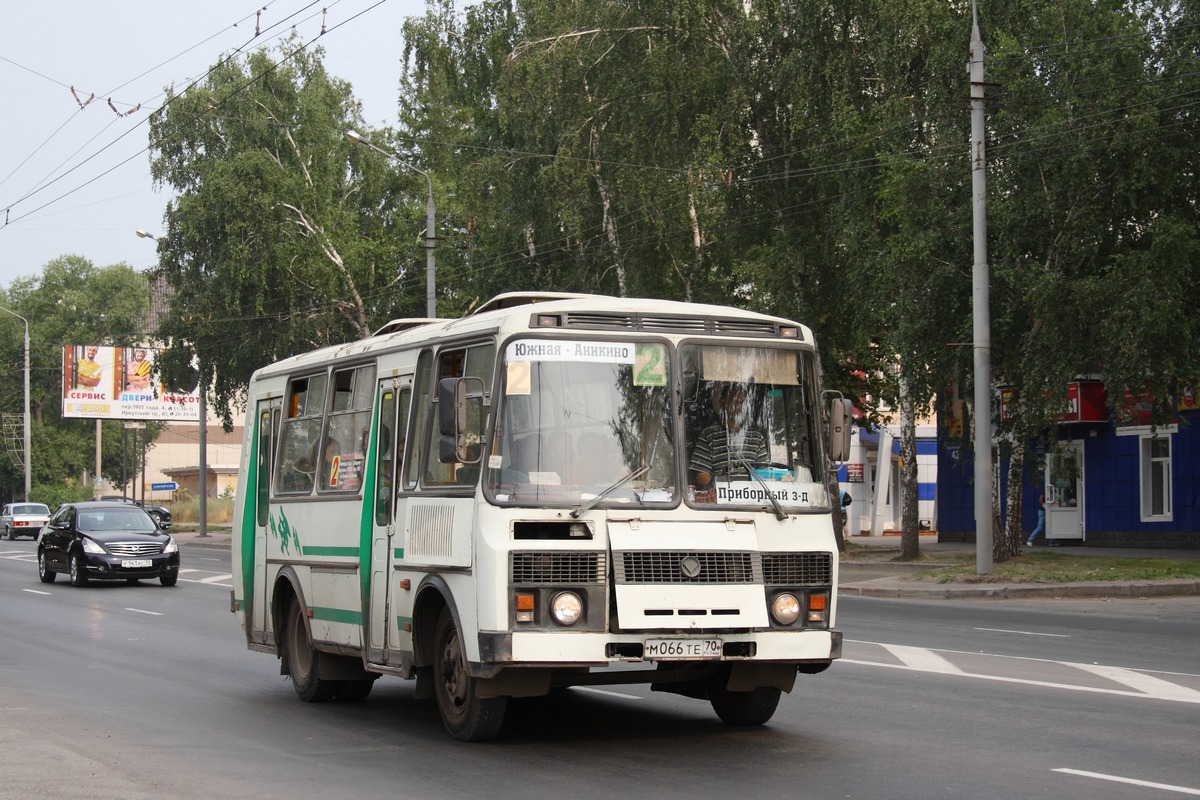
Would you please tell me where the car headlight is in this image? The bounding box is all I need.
[549,592,584,626]
[163,537,178,554]
[770,592,801,625]
[81,537,106,555]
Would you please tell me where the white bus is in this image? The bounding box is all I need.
[231,292,852,740]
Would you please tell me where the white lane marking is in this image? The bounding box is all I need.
[1053,768,1200,795]
[200,573,233,584]
[840,659,1200,704]
[573,686,644,700]
[974,627,1070,638]
[22,589,51,595]
[881,644,965,674]
[125,608,164,616]
[1071,663,1200,703]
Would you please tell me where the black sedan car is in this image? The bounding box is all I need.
[37,501,180,587]
[99,495,172,528]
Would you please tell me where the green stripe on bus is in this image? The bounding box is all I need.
[393,548,405,559]
[300,546,361,557]
[309,606,363,625]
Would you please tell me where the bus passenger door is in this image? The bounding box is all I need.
[368,378,411,663]
[251,399,281,644]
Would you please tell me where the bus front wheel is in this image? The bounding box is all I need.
[433,608,507,741]
[286,600,337,703]
[709,684,782,727]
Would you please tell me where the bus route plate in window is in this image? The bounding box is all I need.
[643,638,722,660]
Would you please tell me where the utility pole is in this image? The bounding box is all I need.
[969,1,993,575]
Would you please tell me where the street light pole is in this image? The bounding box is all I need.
[0,306,31,501]
[344,130,438,318]
[137,229,206,536]
[969,2,993,575]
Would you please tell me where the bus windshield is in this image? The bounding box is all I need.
[681,343,829,511]
[487,339,674,506]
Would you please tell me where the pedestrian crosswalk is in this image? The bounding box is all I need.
[843,639,1200,705]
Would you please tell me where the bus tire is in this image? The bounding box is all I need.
[286,600,337,703]
[335,678,376,702]
[709,684,782,727]
[433,607,507,741]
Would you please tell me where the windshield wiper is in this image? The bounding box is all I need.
[571,465,651,518]
[737,458,789,521]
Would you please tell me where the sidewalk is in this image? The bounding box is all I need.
[840,533,1200,599]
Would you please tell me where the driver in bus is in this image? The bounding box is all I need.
[689,383,768,502]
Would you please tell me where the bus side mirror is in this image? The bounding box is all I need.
[827,397,853,463]
[438,377,486,464]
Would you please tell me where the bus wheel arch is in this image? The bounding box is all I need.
[273,570,338,703]
[411,576,455,669]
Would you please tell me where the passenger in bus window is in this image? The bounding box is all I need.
[689,384,768,502]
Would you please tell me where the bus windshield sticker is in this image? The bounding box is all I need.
[715,480,825,507]
[506,340,637,364]
[506,360,532,395]
[634,343,667,387]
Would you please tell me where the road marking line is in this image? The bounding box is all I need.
[840,659,1200,704]
[1053,768,1200,795]
[200,573,233,583]
[880,644,965,674]
[1071,663,1200,703]
[573,686,644,700]
[974,627,1070,638]
[125,608,164,616]
[22,589,51,595]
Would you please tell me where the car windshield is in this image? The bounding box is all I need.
[78,508,156,532]
[486,338,675,507]
[14,504,49,515]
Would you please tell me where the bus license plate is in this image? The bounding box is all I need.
[643,638,722,660]
[121,559,153,569]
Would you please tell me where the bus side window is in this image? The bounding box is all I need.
[275,373,327,494]
[421,343,494,488]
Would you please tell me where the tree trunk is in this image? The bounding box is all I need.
[997,438,1025,562]
[899,379,920,560]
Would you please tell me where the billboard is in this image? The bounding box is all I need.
[61,345,201,421]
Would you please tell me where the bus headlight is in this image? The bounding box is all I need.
[550,592,584,626]
[770,592,801,625]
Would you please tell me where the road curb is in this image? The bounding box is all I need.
[840,578,1200,600]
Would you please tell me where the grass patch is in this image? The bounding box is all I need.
[165,495,234,525]
[929,552,1200,584]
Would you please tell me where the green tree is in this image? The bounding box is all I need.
[148,38,413,427]
[0,256,158,499]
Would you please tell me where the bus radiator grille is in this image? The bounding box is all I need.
[510,552,607,585]
[615,551,760,584]
[761,552,833,586]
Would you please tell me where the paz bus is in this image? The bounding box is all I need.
[230,292,852,740]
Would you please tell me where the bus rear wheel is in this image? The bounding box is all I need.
[433,607,506,741]
[709,684,782,727]
[286,600,337,703]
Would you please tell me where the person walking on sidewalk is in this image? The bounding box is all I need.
[1026,494,1045,546]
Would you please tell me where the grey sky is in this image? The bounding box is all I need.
[0,0,429,287]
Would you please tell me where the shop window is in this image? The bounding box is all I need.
[1139,435,1172,522]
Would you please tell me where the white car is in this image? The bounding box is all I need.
[1,502,52,540]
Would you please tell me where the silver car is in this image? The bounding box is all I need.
[0,502,51,540]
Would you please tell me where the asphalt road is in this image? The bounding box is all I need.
[1,539,1197,800]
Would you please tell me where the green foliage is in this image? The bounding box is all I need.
[0,257,161,500]
[31,480,93,511]
[149,37,414,427]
